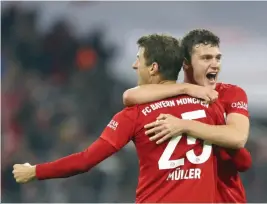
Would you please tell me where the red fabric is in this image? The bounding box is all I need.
[104,98,217,203]
[219,148,252,172]
[133,97,217,203]
[36,138,117,180]
[216,83,249,117]
[35,85,252,203]
[39,97,218,203]
[214,83,251,203]
[100,107,137,150]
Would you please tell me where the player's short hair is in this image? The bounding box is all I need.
[181,29,220,62]
[137,34,183,81]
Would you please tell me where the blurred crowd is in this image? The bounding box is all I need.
[1,4,267,203]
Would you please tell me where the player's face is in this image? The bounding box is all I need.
[186,44,222,89]
[132,47,152,85]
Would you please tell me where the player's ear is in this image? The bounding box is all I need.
[149,62,159,76]
[183,58,190,71]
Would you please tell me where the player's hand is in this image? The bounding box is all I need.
[145,114,187,144]
[185,84,218,103]
[12,163,36,184]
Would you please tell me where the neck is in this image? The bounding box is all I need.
[183,71,196,84]
[158,80,176,85]
[183,73,190,83]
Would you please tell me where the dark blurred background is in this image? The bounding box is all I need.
[1,1,267,203]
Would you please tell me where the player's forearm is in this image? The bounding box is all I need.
[123,83,187,106]
[184,120,247,149]
[36,138,117,180]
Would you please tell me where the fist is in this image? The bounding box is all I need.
[12,163,36,184]
[185,84,218,103]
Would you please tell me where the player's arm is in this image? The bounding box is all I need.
[36,138,117,180]
[218,147,252,172]
[12,138,117,183]
[13,108,137,183]
[218,85,252,171]
[183,113,249,149]
[146,113,248,149]
[123,83,218,106]
[185,86,250,149]
[146,86,249,149]
[146,114,248,149]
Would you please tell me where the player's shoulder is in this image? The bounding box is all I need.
[216,82,246,94]
[114,106,140,120]
[123,105,139,112]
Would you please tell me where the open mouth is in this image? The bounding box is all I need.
[206,72,217,82]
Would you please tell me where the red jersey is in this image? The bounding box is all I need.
[101,95,220,203]
[213,83,250,203]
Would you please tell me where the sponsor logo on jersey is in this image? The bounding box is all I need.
[231,101,248,110]
[107,120,119,130]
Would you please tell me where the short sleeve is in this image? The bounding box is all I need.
[100,106,138,150]
[222,85,249,117]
